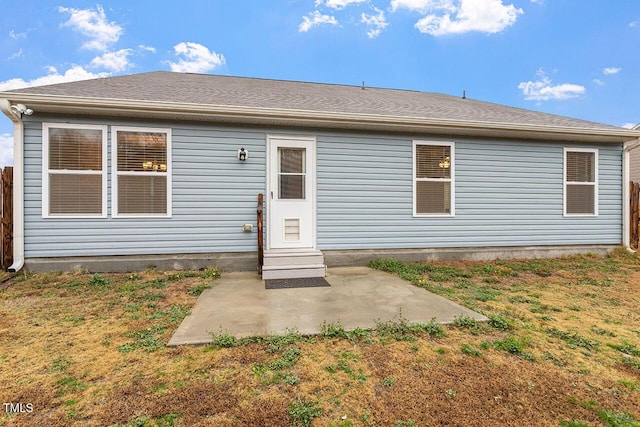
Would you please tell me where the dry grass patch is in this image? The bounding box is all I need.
[1,250,640,426]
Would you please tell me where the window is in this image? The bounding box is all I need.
[413,141,454,216]
[112,127,171,217]
[42,123,107,217]
[564,148,598,216]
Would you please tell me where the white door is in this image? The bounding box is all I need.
[267,136,315,249]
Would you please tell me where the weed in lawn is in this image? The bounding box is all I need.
[546,328,600,350]
[269,347,301,370]
[618,379,640,392]
[187,283,211,296]
[597,410,639,427]
[453,278,474,288]
[542,352,567,367]
[321,321,349,339]
[395,420,416,427]
[452,314,479,330]
[88,273,111,287]
[461,344,482,357]
[288,398,323,427]
[382,377,394,387]
[283,372,300,385]
[56,376,88,397]
[487,313,513,330]
[560,421,589,427]
[200,267,220,279]
[493,336,535,360]
[210,331,237,348]
[591,327,617,337]
[118,325,165,353]
[50,355,71,372]
[155,413,180,427]
[508,294,538,304]
[608,341,640,357]
[474,287,500,301]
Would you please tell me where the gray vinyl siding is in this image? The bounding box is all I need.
[22,116,623,259]
[315,134,622,249]
[24,117,266,258]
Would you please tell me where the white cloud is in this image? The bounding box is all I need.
[90,49,132,72]
[166,42,225,73]
[8,49,23,60]
[630,20,639,28]
[518,69,585,101]
[59,5,123,51]
[592,78,605,86]
[0,134,13,167]
[361,7,389,38]
[413,0,522,35]
[390,0,455,13]
[299,10,339,32]
[603,67,621,75]
[9,30,27,40]
[322,0,368,9]
[0,66,108,91]
[621,123,637,129]
[139,44,156,53]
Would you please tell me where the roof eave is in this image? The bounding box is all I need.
[3,93,639,143]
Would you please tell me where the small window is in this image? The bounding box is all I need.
[564,148,598,216]
[112,127,171,217]
[414,141,454,216]
[42,123,107,217]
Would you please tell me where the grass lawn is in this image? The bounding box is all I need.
[1,249,639,426]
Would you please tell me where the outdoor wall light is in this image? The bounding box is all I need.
[238,147,248,161]
[10,103,33,117]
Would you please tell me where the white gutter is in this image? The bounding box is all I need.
[623,136,640,252]
[0,99,24,272]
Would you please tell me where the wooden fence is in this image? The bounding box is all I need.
[632,181,640,250]
[1,167,13,270]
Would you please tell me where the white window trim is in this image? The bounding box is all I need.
[112,126,172,218]
[413,140,455,218]
[42,123,108,219]
[563,147,598,217]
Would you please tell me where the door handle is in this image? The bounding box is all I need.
[271,191,273,199]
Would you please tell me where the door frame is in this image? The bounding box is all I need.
[266,134,317,250]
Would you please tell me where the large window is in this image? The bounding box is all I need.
[42,123,107,217]
[413,141,454,216]
[564,148,598,216]
[112,127,171,217]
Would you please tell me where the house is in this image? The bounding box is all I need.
[631,123,640,183]
[1,71,639,278]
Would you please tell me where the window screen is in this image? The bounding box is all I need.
[115,129,170,216]
[45,125,105,216]
[415,143,453,215]
[565,150,596,215]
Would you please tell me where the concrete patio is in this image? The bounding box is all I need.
[168,266,487,346]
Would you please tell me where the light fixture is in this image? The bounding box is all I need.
[10,103,33,117]
[438,156,451,169]
[142,161,167,171]
[238,147,248,161]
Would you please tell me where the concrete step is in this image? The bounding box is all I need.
[262,264,327,280]
[263,252,325,267]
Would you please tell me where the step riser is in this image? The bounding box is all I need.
[262,267,327,280]
[263,255,325,267]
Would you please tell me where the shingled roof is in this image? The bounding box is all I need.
[2,71,638,142]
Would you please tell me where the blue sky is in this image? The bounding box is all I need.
[0,0,639,166]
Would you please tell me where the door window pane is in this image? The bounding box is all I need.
[279,148,306,199]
